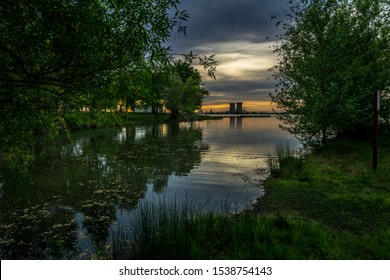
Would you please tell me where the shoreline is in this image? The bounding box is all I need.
[200,113,273,118]
[60,113,390,259]
[63,112,223,131]
[91,136,389,260]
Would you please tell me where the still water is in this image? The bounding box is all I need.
[0,117,298,259]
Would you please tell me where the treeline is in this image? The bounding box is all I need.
[271,0,390,146]
[0,0,216,167]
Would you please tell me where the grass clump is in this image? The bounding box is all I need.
[100,200,341,260]
[266,142,308,181]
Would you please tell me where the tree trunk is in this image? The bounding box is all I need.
[170,109,180,121]
[321,128,327,146]
[152,106,159,118]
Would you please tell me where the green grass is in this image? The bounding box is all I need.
[254,137,390,258]
[257,138,390,231]
[96,202,388,260]
[95,201,342,260]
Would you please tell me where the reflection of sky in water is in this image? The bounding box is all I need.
[97,155,112,177]
[117,117,299,223]
[74,212,95,259]
[69,142,83,156]
[135,127,146,141]
[0,117,299,259]
[116,127,127,142]
[162,123,168,137]
[112,118,300,249]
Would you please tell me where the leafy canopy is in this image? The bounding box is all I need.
[271,0,390,146]
[0,0,189,167]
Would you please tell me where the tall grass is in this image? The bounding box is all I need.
[265,142,308,180]
[95,197,344,260]
[110,198,200,259]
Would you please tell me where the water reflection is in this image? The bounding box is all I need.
[135,126,146,141]
[236,117,242,129]
[116,127,127,142]
[230,117,235,128]
[0,117,298,259]
[0,122,206,259]
[229,117,242,129]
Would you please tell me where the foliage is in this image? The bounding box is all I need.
[163,61,210,120]
[380,89,390,129]
[0,0,216,167]
[271,0,390,146]
[107,64,154,113]
[105,54,216,121]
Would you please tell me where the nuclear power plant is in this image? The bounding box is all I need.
[229,102,243,114]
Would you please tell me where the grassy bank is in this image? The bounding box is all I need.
[253,137,390,259]
[106,209,341,260]
[96,137,389,260]
[63,112,221,130]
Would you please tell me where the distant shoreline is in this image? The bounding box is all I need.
[200,113,274,118]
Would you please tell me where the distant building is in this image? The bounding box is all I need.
[229,103,236,114]
[236,102,243,114]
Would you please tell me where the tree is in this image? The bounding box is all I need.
[163,61,209,121]
[0,0,189,167]
[108,64,154,114]
[271,0,390,146]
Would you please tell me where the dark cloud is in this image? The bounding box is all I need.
[172,0,288,50]
[208,77,275,94]
[205,84,273,102]
[170,0,289,111]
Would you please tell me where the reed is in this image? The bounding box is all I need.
[101,198,340,260]
[265,142,307,180]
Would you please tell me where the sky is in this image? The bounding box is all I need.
[170,0,290,112]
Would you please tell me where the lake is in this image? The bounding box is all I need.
[0,117,298,259]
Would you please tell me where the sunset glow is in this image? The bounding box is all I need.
[202,100,277,113]
[172,1,286,113]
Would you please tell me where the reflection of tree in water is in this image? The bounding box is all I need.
[121,123,206,192]
[0,122,206,259]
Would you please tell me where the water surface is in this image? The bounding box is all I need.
[0,117,298,259]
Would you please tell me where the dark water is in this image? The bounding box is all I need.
[0,117,298,259]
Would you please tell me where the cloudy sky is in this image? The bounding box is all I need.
[170,0,289,112]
